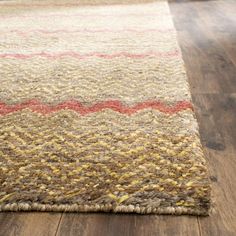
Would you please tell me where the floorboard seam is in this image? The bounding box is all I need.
[197,217,203,236]
[54,213,63,236]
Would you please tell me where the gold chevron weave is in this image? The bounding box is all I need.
[0,0,211,215]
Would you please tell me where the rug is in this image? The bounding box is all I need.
[0,0,211,215]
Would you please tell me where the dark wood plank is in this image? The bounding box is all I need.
[0,212,62,236]
[170,1,236,235]
[170,1,236,94]
[193,94,236,236]
[56,213,136,236]
[56,213,200,236]
[192,0,236,72]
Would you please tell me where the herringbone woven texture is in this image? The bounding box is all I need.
[0,0,211,215]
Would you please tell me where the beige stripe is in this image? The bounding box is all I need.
[0,31,178,54]
[0,57,190,104]
[0,109,199,135]
[0,2,172,30]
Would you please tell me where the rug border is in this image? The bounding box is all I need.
[0,203,209,216]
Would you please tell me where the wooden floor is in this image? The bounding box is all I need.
[0,0,236,235]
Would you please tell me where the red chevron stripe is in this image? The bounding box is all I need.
[0,51,179,59]
[1,13,170,18]
[4,28,174,36]
[0,100,193,116]
[1,4,165,8]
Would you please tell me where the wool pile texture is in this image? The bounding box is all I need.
[0,0,211,215]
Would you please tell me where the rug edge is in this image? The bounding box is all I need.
[0,203,210,216]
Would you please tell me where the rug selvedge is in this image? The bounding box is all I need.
[0,1,211,215]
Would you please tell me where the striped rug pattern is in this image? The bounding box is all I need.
[0,1,210,215]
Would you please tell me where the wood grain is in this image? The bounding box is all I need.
[0,212,62,236]
[193,95,236,236]
[0,1,235,235]
[56,214,200,236]
[170,1,236,235]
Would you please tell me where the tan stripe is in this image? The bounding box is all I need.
[0,57,190,104]
[0,32,178,54]
[0,109,199,135]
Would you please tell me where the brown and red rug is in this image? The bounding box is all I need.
[0,0,210,215]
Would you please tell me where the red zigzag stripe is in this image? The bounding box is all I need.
[1,13,170,18]
[0,51,179,59]
[1,4,158,8]
[0,100,193,116]
[4,28,174,36]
